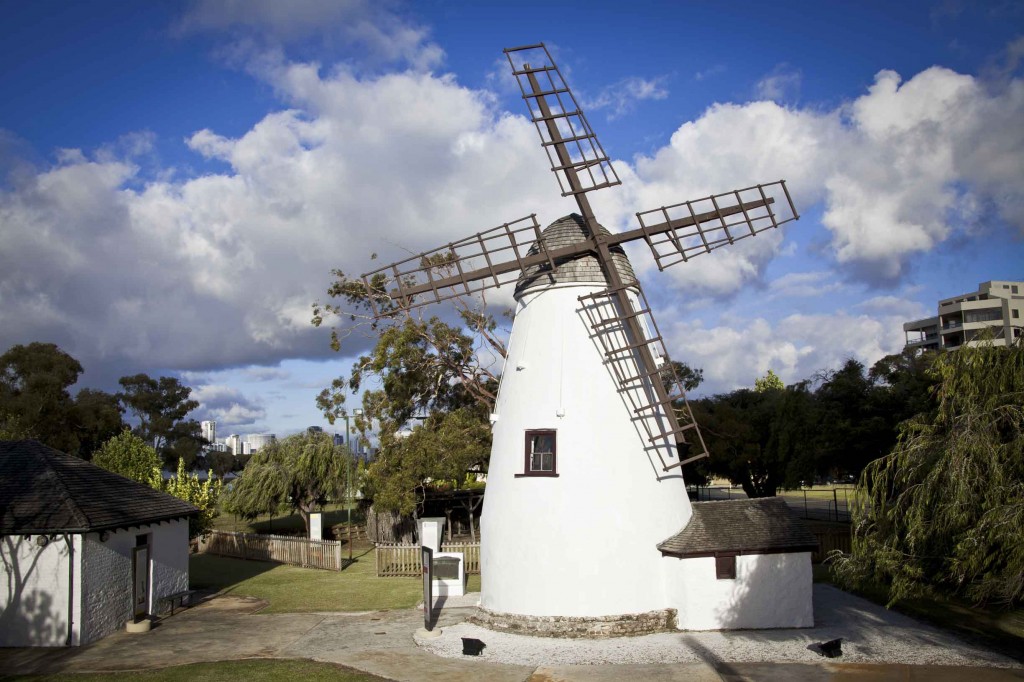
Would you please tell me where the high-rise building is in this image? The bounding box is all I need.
[332,433,345,447]
[200,420,216,445]
[904,280,1023,351]
[225,434,242,456]
[247,433,276,452]
[307,425,324,435]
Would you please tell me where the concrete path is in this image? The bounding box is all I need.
[0,589,1021,681]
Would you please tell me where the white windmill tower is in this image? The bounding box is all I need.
[355,44,800,633]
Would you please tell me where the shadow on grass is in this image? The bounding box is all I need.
[189,554,280,595]
[190,544,377,596]
[338,547,374,572]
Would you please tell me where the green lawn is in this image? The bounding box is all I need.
[20,659,387,682]
[191,552,481,613]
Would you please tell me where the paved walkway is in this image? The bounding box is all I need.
[0,589,1021,681]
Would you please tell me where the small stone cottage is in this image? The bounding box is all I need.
[659,497,818,630]
[0,440,197,646]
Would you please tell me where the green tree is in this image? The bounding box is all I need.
[206,449,237,478]
[364,406,491,516]
[164,458,222,540]
[0,342,83,452]
[868,347,940,430]
[117,374,201,466]
[0,413,31,440]
[92,430,163,487]
[696,378,820,496]
[660,360,704,394]
[225,431,351,535]
[754,368,784,392]
[832,339,1024,606]
[72,388,125,459]
[314,265,505,519]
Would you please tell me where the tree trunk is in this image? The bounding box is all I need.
[365,505,415,543]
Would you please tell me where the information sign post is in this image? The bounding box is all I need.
[421,545,433,631]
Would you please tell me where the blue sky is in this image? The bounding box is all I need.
[1,0,1022,439]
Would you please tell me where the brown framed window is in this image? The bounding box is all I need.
[521,429,557,477]
[715,554,737,580]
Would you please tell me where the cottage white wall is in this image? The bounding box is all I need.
[665,552,813,630]
[149,519,189,613]
[80,519,189,644]
[0,534,82,646]
[481,284,692,618]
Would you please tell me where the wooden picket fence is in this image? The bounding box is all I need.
[204,530,349,571]
[375,541,481,577]
[810,525,851,563]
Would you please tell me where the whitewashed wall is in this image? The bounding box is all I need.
[482,284,692,618]
[80,519,189,644]
[0,534,82,646]
[665,552,813,630]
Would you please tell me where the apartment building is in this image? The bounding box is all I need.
[904,280,1023,350]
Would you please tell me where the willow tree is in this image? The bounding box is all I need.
[832,337,1024,606]
[225,431,350,535]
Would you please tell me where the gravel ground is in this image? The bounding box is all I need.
[415,585,1022,668]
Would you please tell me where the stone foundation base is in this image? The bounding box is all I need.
[468,607,677,638]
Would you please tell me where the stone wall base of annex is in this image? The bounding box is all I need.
[468,606,677,638]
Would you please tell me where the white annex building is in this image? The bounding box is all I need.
[478,216,816,635]
[0,440,197,647]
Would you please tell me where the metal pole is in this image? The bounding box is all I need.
[348,452,353,562]
[342,411,353,562]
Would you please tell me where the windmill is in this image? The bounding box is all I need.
[358,44,799,629]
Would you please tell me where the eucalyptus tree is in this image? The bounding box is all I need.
[313,266,503,518]
[0,342,83,453]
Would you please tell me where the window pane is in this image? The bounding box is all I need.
[542,452,553,470]
[533,434,554,454]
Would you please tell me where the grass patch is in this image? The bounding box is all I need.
[191,552,481,613]
[20,659,387,681]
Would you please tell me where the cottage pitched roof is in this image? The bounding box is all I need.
[0,440,197,534]
[514,214,637,298]
[657,497,818,558]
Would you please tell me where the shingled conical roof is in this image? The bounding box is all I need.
[514,214,637,299]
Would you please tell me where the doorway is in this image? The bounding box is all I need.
[132,535,151,621]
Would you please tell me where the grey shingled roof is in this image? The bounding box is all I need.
[0,440,198,534]
[514,214,637,298]
[657,497,818,557]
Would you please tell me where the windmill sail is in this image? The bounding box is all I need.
[504,44,620,197]
[634,181,799,271]
[578,283,709,470]
[353,42,799,472]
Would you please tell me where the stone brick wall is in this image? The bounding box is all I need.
[81,529,132,644]
[80,519,189,644]
[469,607,677,638]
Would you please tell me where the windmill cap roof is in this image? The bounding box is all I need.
[514,214,637,298]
